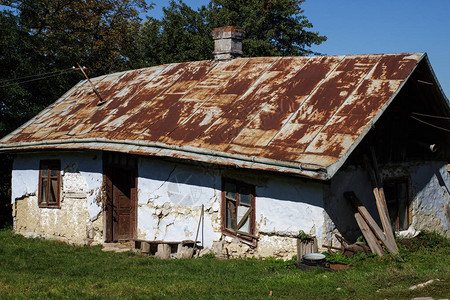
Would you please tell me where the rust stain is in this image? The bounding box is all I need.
[1,54,425,172]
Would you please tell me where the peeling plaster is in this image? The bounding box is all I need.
[136,158,327,258]
[11,152,103,244]
[13,151,447,256]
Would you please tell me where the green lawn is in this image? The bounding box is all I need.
[0,228,448,299]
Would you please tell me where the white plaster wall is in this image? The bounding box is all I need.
[137,159,221,247]
[137,158,326,258]
[12,152,103,244]
[385,162,449,236]
[324,166,377,245]
[13,152,329,257]
[256,177,324,237]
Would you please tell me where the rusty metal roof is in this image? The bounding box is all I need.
[0,53,431,179]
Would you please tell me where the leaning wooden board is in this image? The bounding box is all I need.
[354,212,384,256]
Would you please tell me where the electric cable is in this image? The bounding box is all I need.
[411,115,450,133]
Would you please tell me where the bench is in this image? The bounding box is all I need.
[132,239,200,259]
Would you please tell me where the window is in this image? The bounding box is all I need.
[383,178,411,231]
[38,160,61,208]
[221,178,255,241]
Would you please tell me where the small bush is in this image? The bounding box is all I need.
[199,252,216,259]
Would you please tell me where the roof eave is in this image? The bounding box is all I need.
[0,139,329,180]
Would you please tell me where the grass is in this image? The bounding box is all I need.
[0,228,449,299]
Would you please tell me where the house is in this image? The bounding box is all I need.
[1,27,449,259]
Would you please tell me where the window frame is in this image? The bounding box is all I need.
[221,178,256,244]
[38,160,61,208]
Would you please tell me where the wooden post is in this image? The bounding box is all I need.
[296,237,318,259]
[363,153,398,253]
[141,242,150,255]
[369,149,398,252]
[156,243,171,259]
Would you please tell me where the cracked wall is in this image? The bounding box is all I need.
[402,162,450,236]
[136,158,326,259]
[12,152,103,244]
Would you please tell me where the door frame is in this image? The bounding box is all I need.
[103,153,138,242]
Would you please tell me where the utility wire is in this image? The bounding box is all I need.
[411,115,450,133]
[411,112,450,120]
[0,69,75,88]
[0,68,74,83]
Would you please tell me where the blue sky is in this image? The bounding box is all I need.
[145,0,450,98]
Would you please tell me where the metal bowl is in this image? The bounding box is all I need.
[302,253,326,266]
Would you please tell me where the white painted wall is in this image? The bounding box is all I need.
[137,159,222,246]
[136,158,326,257]
[11,153,329,256]
[12,152,103,212]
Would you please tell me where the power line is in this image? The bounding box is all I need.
[411,112,450,120]
[0,68,74,84]
[0,68,76,88]
[411,115,450,133]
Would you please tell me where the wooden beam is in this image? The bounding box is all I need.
[345,192,398,254]
[354,212,384,256]
[363,155,391,234]
[369,148,398,252]
[237,207,252,230]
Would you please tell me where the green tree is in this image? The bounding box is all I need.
[0,0,151,225]
[135,0,326,66]
[2,0,151,76]
[207,0,326,57]
[133,1,213,67]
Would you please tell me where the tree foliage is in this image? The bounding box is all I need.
[207,0,326,57]
[0,0,151,223]
[133,0,326,66]
[132,1,213,67]
[0,0,151,136]
[0,0,326,223]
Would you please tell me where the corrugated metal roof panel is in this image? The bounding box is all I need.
[0,53,428,179]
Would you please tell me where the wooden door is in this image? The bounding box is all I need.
[112,168,135,240]
[105,163,136,242]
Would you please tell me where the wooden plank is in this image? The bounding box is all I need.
[354,212,384,256]
[345,192,398,254]
[363,155,391,233]
[237,207,252,230]
[369,149,398,252]
[297,237,318,258]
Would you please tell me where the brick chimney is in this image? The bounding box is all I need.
[212,26,245,60]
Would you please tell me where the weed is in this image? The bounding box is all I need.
[199,252,215,259]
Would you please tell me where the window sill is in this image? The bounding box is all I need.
[38,204,61,209]
[222,228,258,247]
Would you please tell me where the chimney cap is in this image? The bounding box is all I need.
[212,26,245,40]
